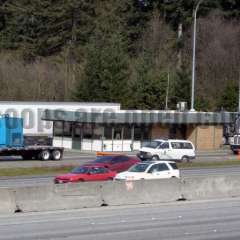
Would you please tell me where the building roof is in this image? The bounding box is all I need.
[42,109,238,124]
[0,101,121,107]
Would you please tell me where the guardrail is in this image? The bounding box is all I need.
[1,175,240,214]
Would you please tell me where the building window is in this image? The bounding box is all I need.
[83,124,93,139]
[114,125,122,140]
[63,122,72,137]
[134,126,141,140]
[134,125,151,141]
[93,125,104,140]
[142,125,151,140]
[123,125,132,139]
[53,121,63,137]
[73,123,82,138]
[104,126,112,140]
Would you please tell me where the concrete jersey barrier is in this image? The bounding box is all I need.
[181,175,240,200]
[101,179,181,206]
[12,183,103,213]
[2,175,240,214]
[0,188,16,214]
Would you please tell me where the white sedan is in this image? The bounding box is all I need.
[115,161,180,181]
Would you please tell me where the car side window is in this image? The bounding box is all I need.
[90,167,105,174]
[169,163,178,170]
[112,156,128,163]
[148,165,158,173]
[157,163,169,171]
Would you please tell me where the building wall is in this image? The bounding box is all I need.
[213,126,223,149]
[186,125,223,150]
[0,102,120,136]
[151,124,169,139]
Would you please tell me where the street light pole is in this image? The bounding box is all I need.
[190,0,203,112]
[165,69,170,110]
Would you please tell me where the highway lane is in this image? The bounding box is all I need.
[0,149,237,169]
[1,166,240,187]
[1,198,240,240]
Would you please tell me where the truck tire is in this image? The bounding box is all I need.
[181,156,190,163]
[40,150,50,161]
[151,155,159,161]
[51,150,62,161]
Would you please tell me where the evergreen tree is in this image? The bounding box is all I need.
[171,67,191,107]
[130,51,168,109]
[0,0,95,59]
[217,81,238,112]
[220,0,240,18]
[74,1,130,106]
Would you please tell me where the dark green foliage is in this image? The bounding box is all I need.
[129,52,168,109]
[217,81,238,112]
[74,21,130,105]
[0,0,95,59]
[171,67,191,107]
[151,0,218,30]
[195,97,210,111]
[0,0,239,110]
[219,0,240,18]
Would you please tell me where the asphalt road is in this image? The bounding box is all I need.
[1,198,240,240]
[0,150,237,169]
[1,166,240,187]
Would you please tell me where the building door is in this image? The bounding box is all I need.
[72,123,82,150]
[113,125,123,151]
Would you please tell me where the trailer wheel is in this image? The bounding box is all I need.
[51,150,62,161]
[40,150,50,161]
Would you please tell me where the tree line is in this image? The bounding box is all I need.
[0,0,239,111]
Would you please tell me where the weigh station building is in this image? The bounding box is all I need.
[41,103,237,152]
[0,101,236,152]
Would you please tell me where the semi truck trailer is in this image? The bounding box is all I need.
[0,116,64,160]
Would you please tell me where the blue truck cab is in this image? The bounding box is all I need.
[0,116,23,148]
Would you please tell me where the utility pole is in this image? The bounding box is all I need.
[165,70,170,110]
[238,73,240,112]
[190,0,203,112]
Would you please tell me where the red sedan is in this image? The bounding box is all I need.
[92,155,140,173]
[54,165,116,184]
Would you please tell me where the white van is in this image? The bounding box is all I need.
[137,139,195,162]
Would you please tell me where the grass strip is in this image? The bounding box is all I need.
[0,166,73,177]
[177,159,240,169]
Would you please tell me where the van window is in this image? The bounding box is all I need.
[171,142,193,149]
[171,142,181,149]
[182,142,193,149]
[160,142,169,149]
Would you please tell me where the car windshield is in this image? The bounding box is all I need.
[94,156,113,163]
[144,141,162,149]
[71,167,89,174]
[128,164,149,173]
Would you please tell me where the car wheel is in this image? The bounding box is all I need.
[151,155,159,161]
[107,177,114,181]
[181,156,190,163]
